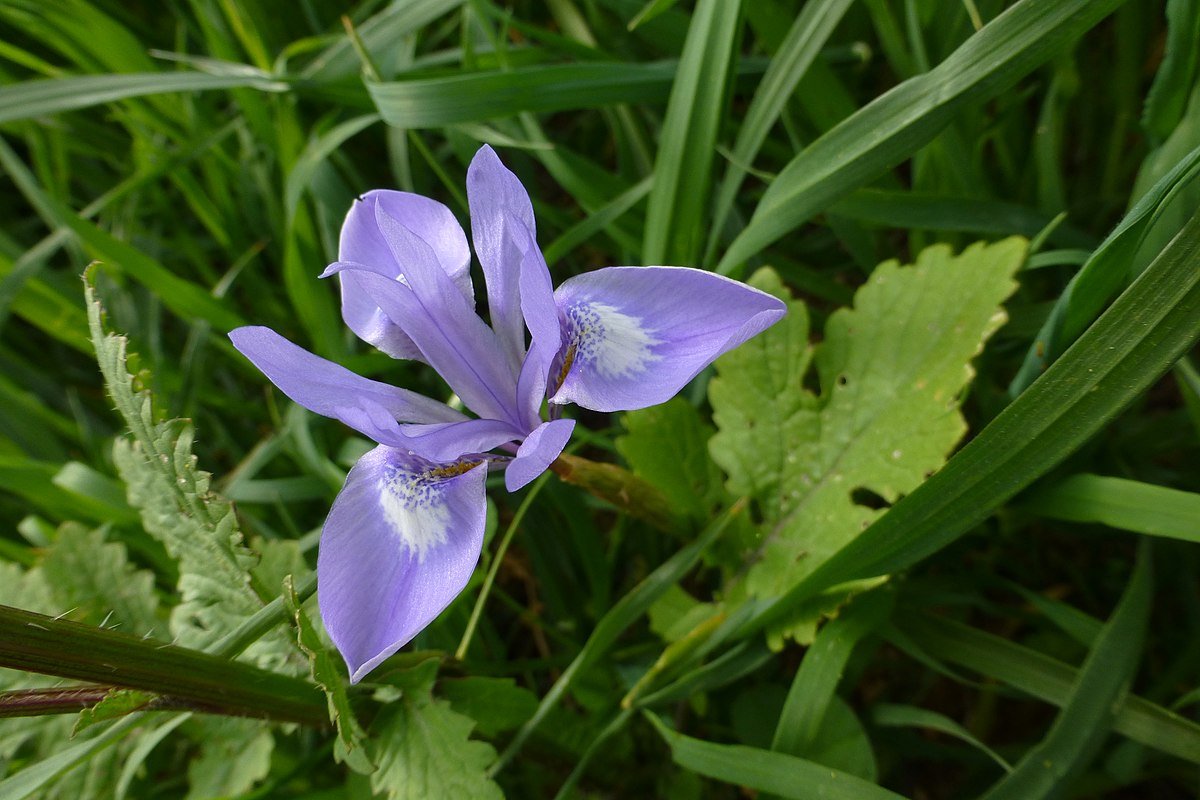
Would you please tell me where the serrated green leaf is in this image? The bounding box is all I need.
[615,397,724,522]
[368,681,503,800]
[42,524,160,637]
[710,240,1024,642]
[284,577,373,775]
[72,690,154,737]
[85,273,295,672]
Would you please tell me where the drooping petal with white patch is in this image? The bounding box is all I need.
[318,446,487,683]
[467,145,536,369]
[322,211,522,428]
[229,326,466,446]
[505,418,574,492]
[550,267,787,412]
[338,190,473,360]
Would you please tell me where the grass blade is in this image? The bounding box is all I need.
[716,0,1126,273]
[647,713,907,799]
[642,0,742,265]
[707,0,856,262]
[979,542,1152,798]
[1021,473,1200,542]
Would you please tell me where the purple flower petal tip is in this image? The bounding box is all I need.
[505,418,575,492]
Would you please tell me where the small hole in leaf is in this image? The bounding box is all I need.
[851,487,889,511]
[836,374,848,387]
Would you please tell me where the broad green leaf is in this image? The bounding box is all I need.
[615,397,724,523]
[185,718,273,800]
[369,679,502,800]
[642,0,741,265]
[709,240,1024,641]
[41,524,160,637]
[752,210,1200,633]
[647,713,905,800]
[716,0,1126,273]
[980,542,1152,798]
[1021,473,1200,542]
[86,273,294,672]
[441,677,538,738]
[284,577,373,775]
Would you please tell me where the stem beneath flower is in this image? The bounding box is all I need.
[455,472,553,660]
[548,454,684,533]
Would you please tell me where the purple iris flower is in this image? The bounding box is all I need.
[229,146,785,682]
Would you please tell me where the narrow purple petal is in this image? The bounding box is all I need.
[396,419,522,463]
[467,145,536,369]
[228,327,465,446]
[514,230,560,430]
[550,267,786,412]
[323,214,522,428]
[338,191,473,360]
[505,419,575,492]
[318,446,488,683]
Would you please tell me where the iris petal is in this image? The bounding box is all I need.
[505,418,575,492]
[338,190,473,360]
[228,326,466,443]
[550,266,786,412]
[467,145,537,370]
[318,446,488,683]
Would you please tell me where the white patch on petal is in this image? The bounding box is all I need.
[377,466,450,562]
[565,301,659,379]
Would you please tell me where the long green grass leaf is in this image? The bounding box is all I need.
[642,0,741,265]
[647,713,907,799]
[980,542,1152,798]
[0,71,287,125]
[1021,474,1200,542]
[716,0,1126,273]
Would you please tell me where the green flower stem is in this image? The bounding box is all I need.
[549,453,683,533]
[456,472,552,661]
[0,603,326,726]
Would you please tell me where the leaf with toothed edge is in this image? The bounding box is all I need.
[709,239,1025,645]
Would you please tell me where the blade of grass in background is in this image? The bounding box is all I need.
[717,0,1127,274]
[642,0,741,265]
[706,0,856,263]
[979,542,1152,798]
[1021,474,1200,542]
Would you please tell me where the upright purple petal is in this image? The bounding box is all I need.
[318,446,488,683]
[514,228,560,430]
[467,145,536,369]
[323,211,522,428]
[229,326,466,446]
[338,191,473,360]
[550,267,786,412]
[505,418,575,492]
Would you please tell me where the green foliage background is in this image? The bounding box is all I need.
[0,0,1199,797]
